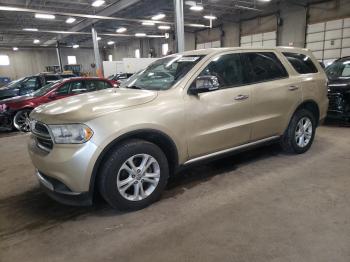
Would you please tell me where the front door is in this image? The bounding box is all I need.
[185,53,253,159]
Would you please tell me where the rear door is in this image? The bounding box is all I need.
[241,51,302,140]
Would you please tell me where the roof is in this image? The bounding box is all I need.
[177,46,312,57]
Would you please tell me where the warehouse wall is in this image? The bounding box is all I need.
[0,48,96,80]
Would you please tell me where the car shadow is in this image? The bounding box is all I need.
[0,143,282,240]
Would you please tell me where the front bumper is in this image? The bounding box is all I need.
[36,170,92,206]
[0,111,13,130]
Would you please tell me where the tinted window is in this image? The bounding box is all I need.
[19,77,40,94]
[243,52,288,83]
[60,74,76,79]
[56,83,70,95]
[69,81,85,94]
[85,80,111,91]
[199,53,244,88]
[283,52,318,74]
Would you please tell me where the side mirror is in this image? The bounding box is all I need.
[189,75,220,95]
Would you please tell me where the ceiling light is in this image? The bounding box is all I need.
[204,15,217,20]
[73,44,79,48]
[185,1,196,6]
[158,25,171,30]
[13,47,18,51]
[116,27,127,33]
[97,37,102,40]
[190,5,203,11]
[135,33,146,37]
[152,13,165,20]
[188,23,206,27]
[142,21,155,26]
[258,0,271,2]
[35,13,55,19]
[92,0,105,7]
[23,28,38,31]
[66,17,76,24]
[0,6,18,11]
[33,39,40,44]
[107,41,115,45]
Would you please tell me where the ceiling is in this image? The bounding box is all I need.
[0,0,329,49]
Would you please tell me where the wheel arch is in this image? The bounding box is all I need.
[89,129,179,196]
[294,100,320,126]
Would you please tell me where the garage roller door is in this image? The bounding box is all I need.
[196,40,221,50]
[306,18,350,65]
[240,31,277,48]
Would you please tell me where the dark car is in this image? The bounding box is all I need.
[0,73,76,101]
[0,77,114,132]
[325,57,350,122]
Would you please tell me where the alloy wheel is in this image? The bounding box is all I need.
[14,110,31,132]
[117,154,160,201]
[295,117,313,148]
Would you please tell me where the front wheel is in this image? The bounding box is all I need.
[13,109,32,132]
[280,109,316,154]
[98,139,169,211]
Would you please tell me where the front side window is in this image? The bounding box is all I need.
[283,52,318,74]
[69,81,85,94]
[242,52,288,84]
[33,81,61,97]
[121,55,204,90]
[199,53,244,88]
[325,59,350,80]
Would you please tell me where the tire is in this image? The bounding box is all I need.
[13,109,32,132]
[280,108,316,154]
[98,139,169,211]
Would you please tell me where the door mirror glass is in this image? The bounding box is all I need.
[190,75,220,94]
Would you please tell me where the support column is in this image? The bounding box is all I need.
[91,25,103,77]
[56,41,63,73]
[174,0,185,52]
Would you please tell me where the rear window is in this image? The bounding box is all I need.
[283,52,318,74]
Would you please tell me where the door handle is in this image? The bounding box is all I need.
[234,94,249,101]
[288,85,299,91]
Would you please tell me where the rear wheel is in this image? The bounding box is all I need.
[280,109,316,154]
[98,139,169,211]
[13,109,32,132]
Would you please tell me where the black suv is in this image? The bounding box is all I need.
[326,57,350,122]
[0,73,76,100]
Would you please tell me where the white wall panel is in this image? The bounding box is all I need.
[241,43,251,47]
[252,41,263,47]
[342,38,350,48]
[324,49,341,59]
[240,31,276,48]
[344,18,350,27]
[307,41,324,51]
[343,28,350,37]
[342,47,350,57]
[241,35,251,44]
[252,34,263,41]
[307,32,324,42]
[326,19,343,30]
[312,51,324,60]
[324,39,342,49]
[307,22,325,33]
[263,40,276,47]
[325,29,342,40]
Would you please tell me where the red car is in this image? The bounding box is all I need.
[0,77,115,132]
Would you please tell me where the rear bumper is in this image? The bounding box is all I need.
[36,170,92,206]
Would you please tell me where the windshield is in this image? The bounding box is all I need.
[326,59,350,80]
[120,55,204,90]
[2,77,26,89]
[33,81,61,97]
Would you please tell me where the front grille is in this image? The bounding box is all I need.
[31,121,53,152]
[328,93,345,112]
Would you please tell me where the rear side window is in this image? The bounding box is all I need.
[282,52,318,74]
[242,52,288,84]
[85,80,111,91]
[45,75,60,83]
[199,53,244,88]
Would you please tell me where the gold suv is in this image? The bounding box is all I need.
[28,47,329,210]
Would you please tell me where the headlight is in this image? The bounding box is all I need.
[48,124,93,144]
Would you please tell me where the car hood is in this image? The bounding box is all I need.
[31,88,158,123]
[328,78,350,92]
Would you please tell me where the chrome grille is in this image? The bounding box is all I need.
[31,121,53,152]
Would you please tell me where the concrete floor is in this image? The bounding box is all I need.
[0,125,350,262]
